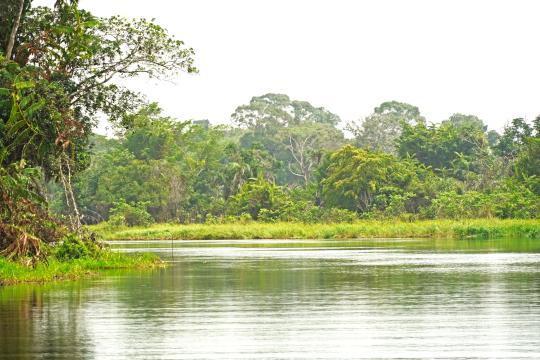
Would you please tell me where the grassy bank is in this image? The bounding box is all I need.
[0,252,163,286]
[91,219,540,241]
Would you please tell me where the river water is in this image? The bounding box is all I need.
[1,238,540,359]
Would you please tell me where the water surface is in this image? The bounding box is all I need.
[1,238,540,359]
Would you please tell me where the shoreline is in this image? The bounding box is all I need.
[91,219,540,241]
[0,252,164,286]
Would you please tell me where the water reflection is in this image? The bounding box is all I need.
[1,239,540,359]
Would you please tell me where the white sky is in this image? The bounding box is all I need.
[35,0,540,132]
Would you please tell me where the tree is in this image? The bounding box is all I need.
[228,177,288,220]
[348,101,425,154]
[397,120,489,176]
[0,0,32,60]
[495,118,533,159]
[231,93,340,129]
[281,122,344,185]
[4,0,25,60]
[442,113,487,132]
[1,3,196,226]
[0,1,196,257]
[321,145,418,213]
[221,143,278,199]
[515,134,540,194]
[232,93,345,185]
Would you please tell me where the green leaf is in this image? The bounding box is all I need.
[24,99,46,117]
[14,81,35,90]
[6,119,28,137]
[83,19,100,28]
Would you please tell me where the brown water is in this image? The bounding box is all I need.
[1,238,540,359]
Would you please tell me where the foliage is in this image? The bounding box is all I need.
[397,120,489,176]
[495,117,534,159]
[108,201,154,227]
[0,0,196,261]
[227,177,289,220]
[0,161,64,262]
[61,102,540,226]
[231,93,340,129]
[233,93,346,184]
[426,180,540,219]
[54,233,94,260]
[321,145,425,214]
[348,101,425,154]
[0,251,162,285]
[91,219,540,241]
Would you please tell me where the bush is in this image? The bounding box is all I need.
[318,208,359,223]
[228,177,289,220]
[108,201,154,227]
[54,234,91,260]
[491,181,540,219]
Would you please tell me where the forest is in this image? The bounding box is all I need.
[1,1,540,264]
[2,1,540,358]
[49,96,540,227]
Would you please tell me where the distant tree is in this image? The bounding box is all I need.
[321,145,419,213]
[397,121,489,177]
[231,93,340,129]
[281,122,344,185]
[232,93,345,185]
[228,177,288,220]
[348,101,425,154]
[442,113,487,132]
[514,118,540,194]
[487,130,500,148]
[221,143,279,199]
[495,118,533,159]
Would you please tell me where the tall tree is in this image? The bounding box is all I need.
[4,0,25,60]
[397,120,489,177]
[348,101,425,154]
[231,93,340,129]
[495,118,533,159]
[0,1,196,256]
[442,113,487,132]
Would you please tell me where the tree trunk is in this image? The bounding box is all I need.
[59,155,82,231]
[5,0,25,60]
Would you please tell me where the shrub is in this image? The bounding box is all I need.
[228,177,289,220]
[108,201,154,227]
[54,234,91,260]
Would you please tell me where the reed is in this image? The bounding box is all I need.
[91,219,540,241]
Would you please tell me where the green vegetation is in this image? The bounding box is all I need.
[0,252,162,286]
[0,231,162,285]
[92,219,540,241]
[0,1,190,280]
[51,106,540,226]
[1,1,539,285]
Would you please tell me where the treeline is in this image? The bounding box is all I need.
[51,95,540,225]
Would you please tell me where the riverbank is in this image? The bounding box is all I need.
[91,219,540,241]
[0,252,163,286]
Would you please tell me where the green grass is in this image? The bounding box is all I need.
[90,219,540,241]
[0,252,163,286]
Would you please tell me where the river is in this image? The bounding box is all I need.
[1,238,540,359]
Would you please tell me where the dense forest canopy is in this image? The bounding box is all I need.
[49,95,540,226]
[1,1,539,261]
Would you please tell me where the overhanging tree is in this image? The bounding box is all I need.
[0,1,196,257]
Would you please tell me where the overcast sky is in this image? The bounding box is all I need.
[35,0,540,132]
